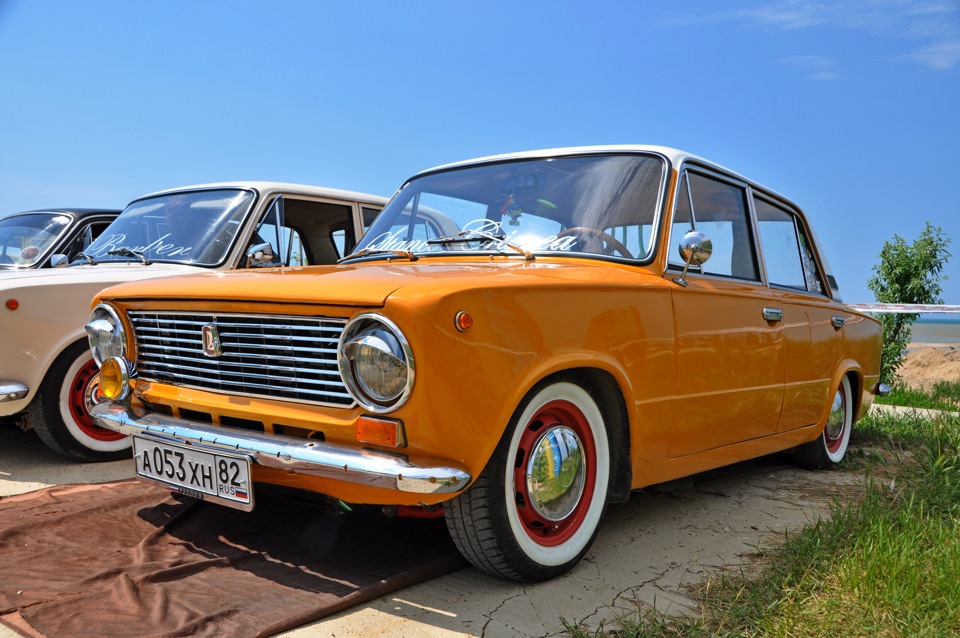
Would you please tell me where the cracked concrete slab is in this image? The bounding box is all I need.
[1,423,862,638]
[286,454,861,637]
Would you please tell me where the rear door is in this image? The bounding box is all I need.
[753,195,840,432]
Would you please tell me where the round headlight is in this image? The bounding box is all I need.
[339,314,414,413]
[85,303,127,367]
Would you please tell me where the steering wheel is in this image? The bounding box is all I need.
[556,227,633,258]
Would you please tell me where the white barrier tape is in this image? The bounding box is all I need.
[847,303,960,314]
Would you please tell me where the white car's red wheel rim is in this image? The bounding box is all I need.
[513,399,597,547]
[68,359,124,442]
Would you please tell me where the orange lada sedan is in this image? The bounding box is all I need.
[86,146,885,582]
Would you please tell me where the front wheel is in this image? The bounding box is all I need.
[444,379,610,581]
[795,375,853,469]
[28,340,131,462]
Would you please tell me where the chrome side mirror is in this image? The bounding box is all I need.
[674,231,712,287]
[50,254,69,268]
[246,242,275,268]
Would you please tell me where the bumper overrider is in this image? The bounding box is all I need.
[88,401,471,496]
[0,382,29,403]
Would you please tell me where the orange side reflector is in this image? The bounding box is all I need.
[356,416,406,448]
[455,311,473,332]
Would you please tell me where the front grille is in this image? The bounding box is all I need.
[128,311,353,407]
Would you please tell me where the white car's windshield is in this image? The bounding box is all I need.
[0,212,72,268]
[83,189,255,265]
[353,154,667,261]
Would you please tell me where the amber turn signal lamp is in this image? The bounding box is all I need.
[455,311,473,332]
[5,299,18,311]
[356,416,406,448]
[100,357,131,401]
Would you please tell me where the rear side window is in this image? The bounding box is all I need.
[755,196,825,295]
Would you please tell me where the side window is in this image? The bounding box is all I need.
[687,172,758,281]
[250,197,286,267]
[260,197,355,266]
[797,225,825,295]
[755,197,825,294]
[64,220,112,260]
[335,205,383,256]
[668,173,695,267]
[362,206,381,232]
[755,198,806,289]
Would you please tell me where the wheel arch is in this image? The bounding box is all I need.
[523,366,633,505]
[833,360,865,423]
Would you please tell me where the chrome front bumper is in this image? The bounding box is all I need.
[89,402,471,495]
[0,383,29,403]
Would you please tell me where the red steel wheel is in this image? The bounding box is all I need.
[67,357,124,442]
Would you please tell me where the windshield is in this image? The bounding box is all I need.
[0,212,72,268]
[354,154,667,261]
[82,189,256,265]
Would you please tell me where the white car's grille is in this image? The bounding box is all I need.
[128,311,353,407]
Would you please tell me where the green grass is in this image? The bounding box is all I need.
[875,379,960,411]
[567,408,960,638]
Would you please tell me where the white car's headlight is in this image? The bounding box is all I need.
[339,314,414,413]
[85,303,127,367]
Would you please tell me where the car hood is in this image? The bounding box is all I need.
[94,259,661,308]
[0,263,201,291]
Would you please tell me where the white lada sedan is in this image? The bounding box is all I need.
[0,182,386,461]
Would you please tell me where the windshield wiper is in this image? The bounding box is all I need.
[338,248,419,263]
[107,247,152,265]
[79,251,97,265]
[428,230,534,261]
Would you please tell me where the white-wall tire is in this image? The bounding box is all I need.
[795,375,853,469]
[29,340,131,461]
[445,378,610,581]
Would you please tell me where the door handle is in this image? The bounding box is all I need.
[832,316,846,329]
[762,307,783,322]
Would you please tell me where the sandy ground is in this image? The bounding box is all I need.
[0,422,865,638]
[899,345,960,390]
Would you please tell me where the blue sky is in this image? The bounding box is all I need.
[1,0,957,304]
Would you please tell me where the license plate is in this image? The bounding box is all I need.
[132,436,254,511]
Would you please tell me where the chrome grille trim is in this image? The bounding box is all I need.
[128,311,353,407]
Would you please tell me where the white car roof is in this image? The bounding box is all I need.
[137,181,388,206]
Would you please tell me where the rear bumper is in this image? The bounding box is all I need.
[89,402,471,495]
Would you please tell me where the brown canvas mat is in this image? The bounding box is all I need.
[0,480,465,637]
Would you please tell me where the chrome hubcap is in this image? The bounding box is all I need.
[825,389,845,440]
[525,425,585,521]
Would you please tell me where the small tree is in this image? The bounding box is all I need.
[867,223,951,384]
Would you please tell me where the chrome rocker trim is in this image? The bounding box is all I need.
[89,402,471,495]
[0,383,29,403]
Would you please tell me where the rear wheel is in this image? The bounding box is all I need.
[29,340,130,461]
[444,379,610,581]
[795,375,853,469]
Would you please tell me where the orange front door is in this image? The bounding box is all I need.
[667,277,784,457]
